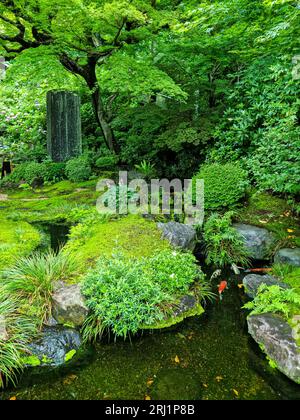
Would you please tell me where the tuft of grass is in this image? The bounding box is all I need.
[0,287,37,388]
[2,250,82,325]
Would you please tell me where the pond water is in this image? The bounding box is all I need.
[1,225,300,400]
[35,222,70,253]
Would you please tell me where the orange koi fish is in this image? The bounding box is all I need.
[245,268,272,273]
[218,281,227,300]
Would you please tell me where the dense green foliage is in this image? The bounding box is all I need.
[81,249,207,339]
[0,0,299,395]
[0,161,66,187]
[243,285,300,320]
[0,0,298,196]
[193,163,248,210]
[65,156,92,182]
[203,212,250,268]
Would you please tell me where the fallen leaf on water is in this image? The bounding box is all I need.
[63,374,78,385]
[144,395,151,400]
[9,396,17,400]
[215,376,223,382]
[233,389,239,396]
[174,355,180,364]
[147,379,154,387]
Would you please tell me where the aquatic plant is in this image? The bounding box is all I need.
[203,211,250,268]
[2,250,82,325]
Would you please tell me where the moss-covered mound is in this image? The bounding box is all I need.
[64,214,172,271]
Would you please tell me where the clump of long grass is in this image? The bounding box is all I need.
[0,287,36,388]
[2,250,82,325]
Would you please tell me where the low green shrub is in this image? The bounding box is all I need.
[42,162,66,183]
[193,163,248,210]
[95,155,119,170]
[81,250,210,340]
[204,211,250,267]
[243,285,300,320]
[65,156,92,182]
[0,161,66,187]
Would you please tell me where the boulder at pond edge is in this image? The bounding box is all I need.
[233,223,275,260]
[247,313,300,384]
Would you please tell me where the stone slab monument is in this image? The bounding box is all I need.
[47,90,82,162]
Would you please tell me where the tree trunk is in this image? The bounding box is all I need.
[91,87,118,154]
[85,59,118,154]
[59,54,118,154]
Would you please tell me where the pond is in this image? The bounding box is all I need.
[1,224,300,400]
[1,271,300,400]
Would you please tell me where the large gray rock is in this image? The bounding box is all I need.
[274,248,300,267]
[157,222,197,251]
[248,313,300,384]
[52,283,88,327]
[28,326,81,367]
[243,274,290,299]
[233,223,275,260]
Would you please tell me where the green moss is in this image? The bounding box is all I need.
[0,180,100,224]
[65,215,171,271]
[21,355,41,367]
[237,191,300,248]
[0,218,41,272]
[142,302,204,330]
[282,268,300,293]
[64,350,77,362]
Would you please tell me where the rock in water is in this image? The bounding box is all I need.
[52,283,88,327]
[157,222,196,251]
[243,274,290,299]
[28,327,81,367]
[247,313,300,384]
[233,223,275,260]
[274,248,300,267]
